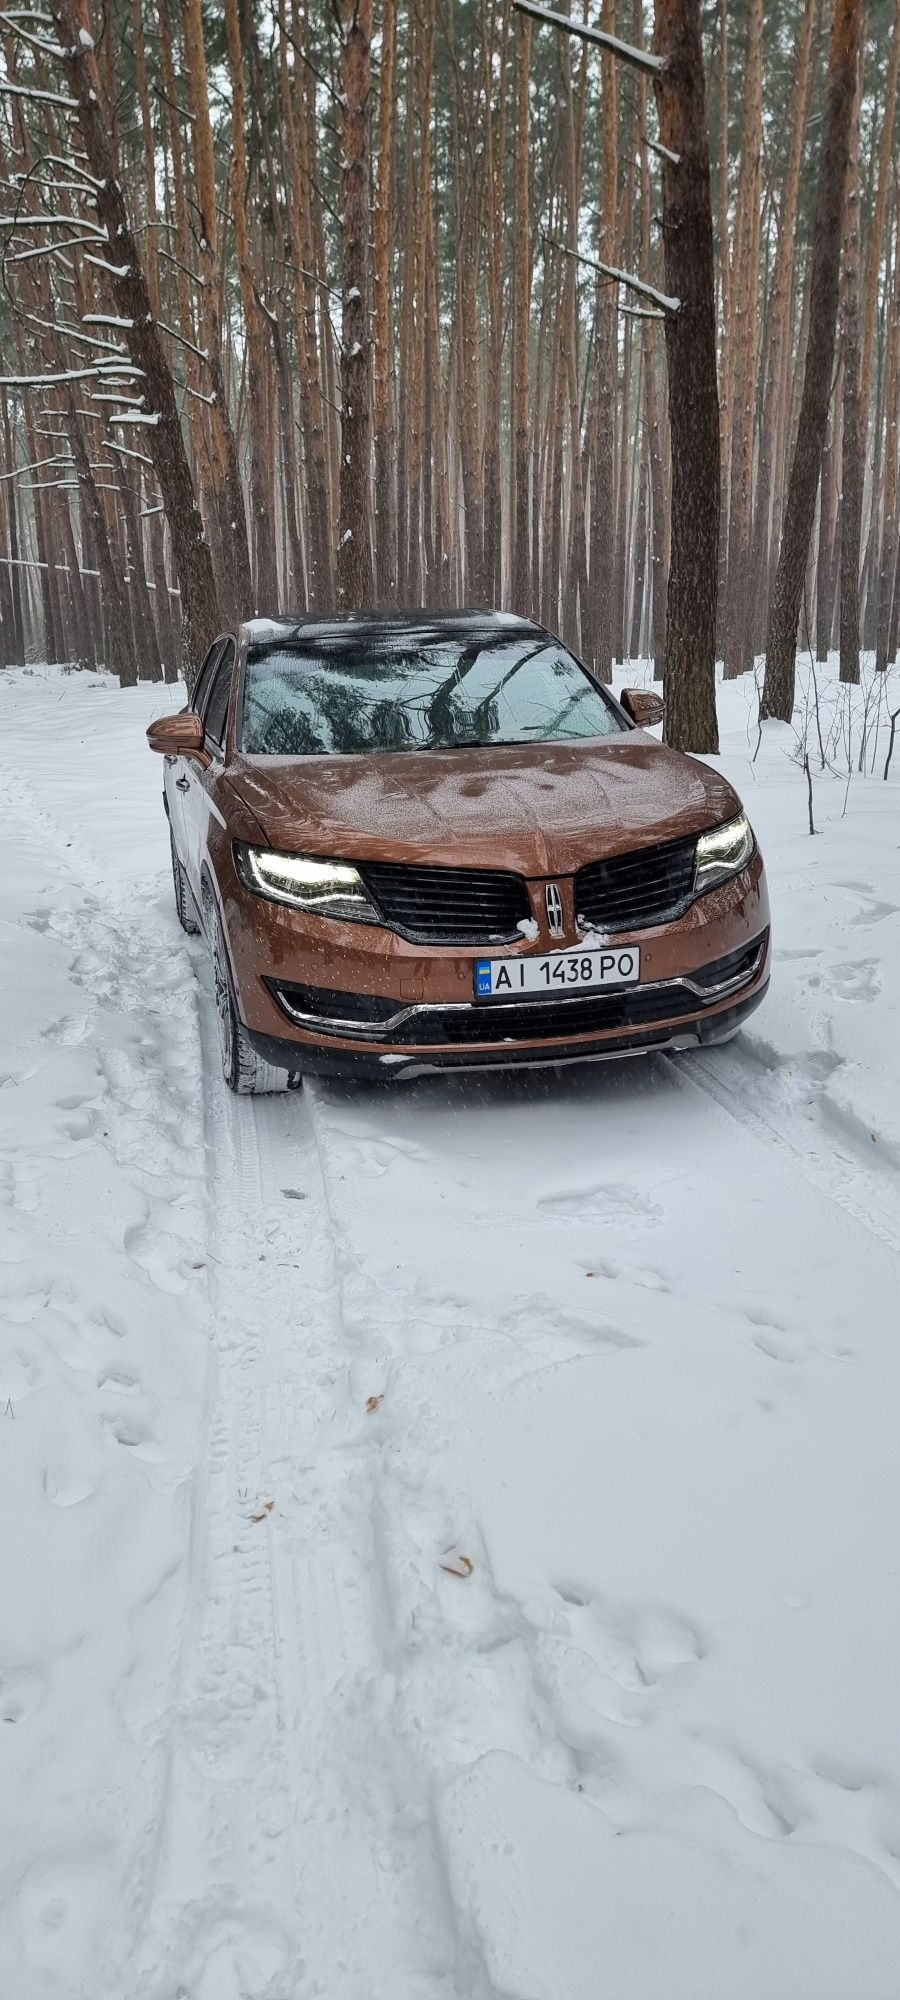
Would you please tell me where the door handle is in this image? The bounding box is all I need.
[175,775,190,792]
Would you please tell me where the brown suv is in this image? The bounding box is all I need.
[147,611,770,1092]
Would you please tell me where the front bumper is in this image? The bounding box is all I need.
[214,840,771,1080]
[243,978,769,1080]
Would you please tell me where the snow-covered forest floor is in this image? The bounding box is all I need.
[2,657,900,2000]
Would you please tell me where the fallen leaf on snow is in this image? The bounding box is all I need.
[250,1500,275,1523]
[439,1553,474,1578]
[365,1394,384,1413]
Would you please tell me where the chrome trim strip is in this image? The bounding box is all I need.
[272,936,767,1041]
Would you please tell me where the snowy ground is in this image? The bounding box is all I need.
[1,654,900,2000]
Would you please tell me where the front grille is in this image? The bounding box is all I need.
[359,861,530,942]
[575,834,698,932]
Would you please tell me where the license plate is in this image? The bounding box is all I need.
[474,945,641,999]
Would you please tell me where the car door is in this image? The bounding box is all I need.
[166,639,221,867]
[182,637,237,902]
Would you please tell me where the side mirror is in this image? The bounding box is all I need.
[146,710,206,758]
[620,687,664,729]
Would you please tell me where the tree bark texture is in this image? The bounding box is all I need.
[763,0,862,722]
[653,0,720,753]
[337,0,375,608]
[51,0,220,685]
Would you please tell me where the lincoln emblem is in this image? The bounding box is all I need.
[545,882,564,938]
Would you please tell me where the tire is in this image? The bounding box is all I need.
[171,827,199,934]
[208,892,299,1096]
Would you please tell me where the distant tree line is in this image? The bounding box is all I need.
[0,0,892,750]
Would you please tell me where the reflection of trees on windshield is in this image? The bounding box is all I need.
[246,674,417,755]
[242,638,624,755]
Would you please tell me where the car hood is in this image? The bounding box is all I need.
[227,736,742,876]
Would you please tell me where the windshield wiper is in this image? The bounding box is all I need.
[418,737,495,751]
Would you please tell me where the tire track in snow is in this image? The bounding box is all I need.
[139,1027,486,1997]
[0,767,213,1998]
[7,729,493,1994]
[662,1043,900,1259]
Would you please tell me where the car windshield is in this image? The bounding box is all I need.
[240,629,626,756]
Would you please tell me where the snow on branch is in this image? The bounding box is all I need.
[81,312,135,329]
[0,79,77,107]
[107,411,161,426]
[0,451,72,480]
[0,213,104,232]
[4,550,181,595]
[510,0,664,76]
[106,439,153,466]
[4,235,90,263]
[84,251,131,277]
[0,362,143,387]
[155,317,209,362]
[0,14,66,59]
[18,306,130,354]
[42,153,106,191]
[643,133,681,167]
[544,234,680,314]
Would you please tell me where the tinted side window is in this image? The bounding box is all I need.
[202,641,235,752]
[192,640,223,716]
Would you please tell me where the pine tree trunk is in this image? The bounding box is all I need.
[66,393,139,686]
[585,0,619,682]
[52,0,220,684]
[748,0,819,657]
[816,381,842,660]
[763,0,862,721]
[838,233,861,679]
[0,390,25,663]
[723,0,763,679]
[373,0,398,605]
[406,0,436,604]
[653,0,720,752]
[483,0,511,607]
[225,0,279,615]
[860,0,900,451]
[337,0,375,607]
[876,213,900,670]
[181,0,254,633]
[278,0,333,609]
[512,12,533,614]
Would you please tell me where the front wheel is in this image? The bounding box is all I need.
[209,896,298,1095]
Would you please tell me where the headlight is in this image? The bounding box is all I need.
[693,813,755,893]
[235,844,378,922]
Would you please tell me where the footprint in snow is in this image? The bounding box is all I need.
[850,898,899,928]
[550,1584,704,1673]
[43,1467,95,1507]
[0,1667,46,1725]
[814,957,882,1003]
[538,1181,663,1228]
